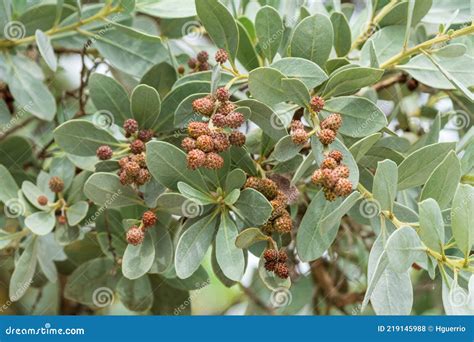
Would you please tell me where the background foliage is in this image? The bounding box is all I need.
[0,0,473,315]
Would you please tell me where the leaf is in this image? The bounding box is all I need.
[271,57,328,88]
[225,169,246,192]
[236,100,286,141]
[148,222,174,274]
[420,151,461,209]
[174,92,208,128]
[131,84,161,129]
[65,257,119,306]
[397,142,455,190]
[296,190,344,261]
[177,181,215,205]
[322,67,384,98]
[0,165,19,203]
[35,30,57,72]
[215,212,245,281]
[54,120,120,156]
[235,228,269,248]
[66,201,88,226]
[272,135,304,162]
[281,78,310,107]
[84,173,142,207]
[360,26,406,66]
[248,67,286,106]
[385,226,425,273]
[373,160,398,212]
[122,230,155,280]
[9,237,37,301]
[158,81,210,132]
[321,96,387,137]
[330,12,351,57]
[399,54,474,90]
[255,6,283,62]
[93,25,169,78]
[291,152,315,185]
[146,141,208,192]
[25,211,55,236]
[236,21,260,71]
[21,181,51,211]
[136,0,196,18]
[319,191,361,234]
[89,73,132,127]
[116,276,153,312]
[195,0,239,62]
[419,198,445,253]
[224,189,240,205]
[365,234,413,315]
[175,213,219,279]
[4,54,56,121]
[140,62,177,99]
[451,184,474,257]
[233,188,272,226]
[349,133,381,162]
[289,14,333,67]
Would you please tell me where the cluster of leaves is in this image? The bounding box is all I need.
[0,0,473,315]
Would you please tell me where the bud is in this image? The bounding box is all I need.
[310,96,325,112]
[37,195,48,206]
[123,118,138,135]
[48,176,64,193]
[126,226,144,245]
[96,145,113,160]
[142,210,157,228]
[215,48,228,64]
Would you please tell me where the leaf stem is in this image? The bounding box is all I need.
[0,4,122,48]
[381,23,474,69]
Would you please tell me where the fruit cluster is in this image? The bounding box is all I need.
[126,210,157,245]
[96,119,153,187]
[263,249,289,279]
[182,87,246,170]
[244,177,292,234]
[311,150,353,201]
[290,120,309,145]
[317,113,343,146]
[187,51,211,73]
